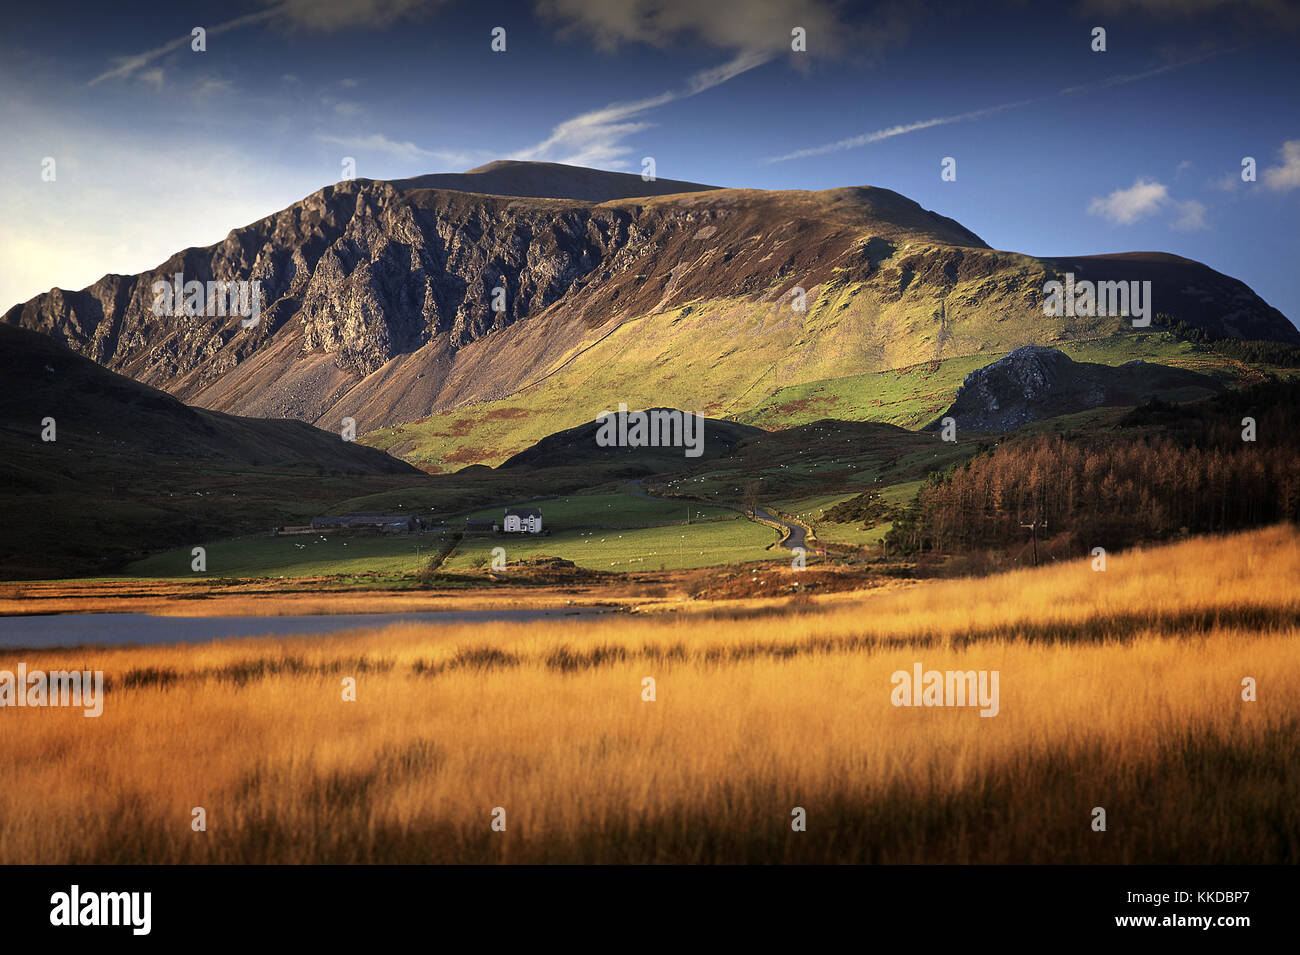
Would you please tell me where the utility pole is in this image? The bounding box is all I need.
[1019,518,1048,566]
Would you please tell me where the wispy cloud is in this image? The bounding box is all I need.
[766,50,1231,163]
[537,0,860,58]
[1056,47,1231,95]
[272,0,450,31]
[1171,198,1208,231]
[512,50,772,168]
[197,78,235,97]
[529,0,900,168]
[88,1,453,86]
[88,7,280,85]
[315,132,484,168]
[765,97,1040,164]
[315,47,776,173]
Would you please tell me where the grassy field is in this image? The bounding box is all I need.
[124,533,442,580]
[3,524,1296,864]
[123,491,782,578]
[462,492,735,528]
[444,516,780,572]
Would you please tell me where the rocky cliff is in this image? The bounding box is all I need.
[6,162,1295,436]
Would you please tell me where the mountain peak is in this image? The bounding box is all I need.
[390,160,720,202]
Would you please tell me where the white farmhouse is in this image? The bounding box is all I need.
[503,506,543,534]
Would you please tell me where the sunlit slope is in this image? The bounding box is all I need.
[363,328,1264,471]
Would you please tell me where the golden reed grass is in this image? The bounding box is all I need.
[2,526,1297,863]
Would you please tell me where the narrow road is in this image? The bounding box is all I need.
[626,481,809,552]
[753,506,808,550]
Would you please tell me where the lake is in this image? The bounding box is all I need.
[0,607,611,649]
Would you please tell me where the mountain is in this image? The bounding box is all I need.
[0,324,418,577]
[1037,252,1294,343]
[0,325,416,473]
[6,161,1295,468]
[934,345,1223,431]
[388,160,720,202]
[498,408,763,472]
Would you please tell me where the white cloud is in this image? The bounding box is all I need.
[1057,48,1229,96]
[536,0,863,58]
[88,7,280,85]
[1171,199,1208,231]
[138,68,165,89]
[320,94,362,116]
[770,51,1223,164]
[765,97,1040,164]
[1263,139,1300,192]
[320,51,763,177]
[529,0,915,165]
[1088,178,1170,225]
[1208,171,1240,192]
[1087,178,1209,230]
[315,132,484,168]
[512,51,771,168]
[197,79,235,96]
[88,2,452,86]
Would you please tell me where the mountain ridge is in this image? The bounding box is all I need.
[387,159,721,201]
[6,161,1295,453]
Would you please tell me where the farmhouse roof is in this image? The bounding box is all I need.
[505,507,542,518]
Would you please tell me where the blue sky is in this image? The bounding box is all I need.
[3,0,1298,329]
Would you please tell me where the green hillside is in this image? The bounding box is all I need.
[363,327,1272,472]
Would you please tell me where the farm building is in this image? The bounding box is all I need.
[310,513,418,533]
[503,507,543,534]
[464,518,499,534]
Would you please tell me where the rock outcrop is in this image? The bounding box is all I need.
[936,346,1223,431]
